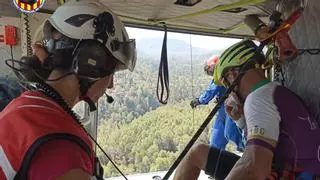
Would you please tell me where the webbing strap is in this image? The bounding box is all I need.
[14,133,92,180]
[156,25,170,104]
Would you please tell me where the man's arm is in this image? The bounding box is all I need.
[225,144,273,180]
[225,85,281,179]
[199,80,224,104]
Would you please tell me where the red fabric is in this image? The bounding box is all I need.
[0,91,94,179]
[0,168,6,180]
[28,140,92,180]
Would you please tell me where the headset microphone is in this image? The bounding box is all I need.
[104,93,114,103]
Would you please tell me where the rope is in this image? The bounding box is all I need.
[161,40,269,180]
[161,72,236,180]
[189,35,195,132]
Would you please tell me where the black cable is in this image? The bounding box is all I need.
[4,59,32,90]
[46,72,73,81]
[5,58,73,82]
[32,69,73,81]
[161,40,268,180]
[7,47,23,73]
[23,13,33,56]
[298,48,320,55]
[161,73,239,180]
[5,59,26,72]
[10,46,13,59]
[36,82,128,180]
[88,133,128,180]
[156,25,170,104]
[8,47,29,90]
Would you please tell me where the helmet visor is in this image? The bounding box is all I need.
[114,38,137,72]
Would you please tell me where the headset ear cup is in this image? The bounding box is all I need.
[72,40,117,80]
[72,40,100,80]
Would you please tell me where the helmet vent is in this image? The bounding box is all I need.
[65,14,95,27]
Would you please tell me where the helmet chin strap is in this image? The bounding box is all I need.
[224,79,245,105]
[224,66,253,105]
[231,58,259,105]
[79,79,97,112]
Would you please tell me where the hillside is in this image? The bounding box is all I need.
[97,101,214,177]
[96,40,215,124]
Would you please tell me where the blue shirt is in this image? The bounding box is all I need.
[198,80,227,123]
[198,80,245,151]
[199,80,226,104]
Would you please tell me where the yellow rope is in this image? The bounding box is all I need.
[57,0,65,6]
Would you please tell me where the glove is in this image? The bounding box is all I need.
[190,98,200,109]
[213,97,221,104]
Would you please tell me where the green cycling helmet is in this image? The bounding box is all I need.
[213,39,263,85]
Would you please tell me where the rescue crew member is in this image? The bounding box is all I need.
[190,56,244,151]
[0,0,136,179]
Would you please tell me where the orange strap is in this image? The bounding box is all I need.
[261,9,302,42]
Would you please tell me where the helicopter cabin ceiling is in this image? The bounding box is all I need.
[0,0,280,38]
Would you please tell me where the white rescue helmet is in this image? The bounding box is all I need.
[43,0,136,72]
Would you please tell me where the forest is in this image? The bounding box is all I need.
[76,38,231,177]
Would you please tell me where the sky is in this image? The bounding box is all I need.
[126,27,241,51]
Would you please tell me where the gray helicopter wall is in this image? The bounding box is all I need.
[0,17,22,78]
[282,0,320,122]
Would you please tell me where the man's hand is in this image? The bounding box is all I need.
[225,104,243,120]
[225,93,243,120]
[190,98,200,109]
[32,44,49,63]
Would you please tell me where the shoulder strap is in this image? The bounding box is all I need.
[13,133,92,180]
[94,157,104,180]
